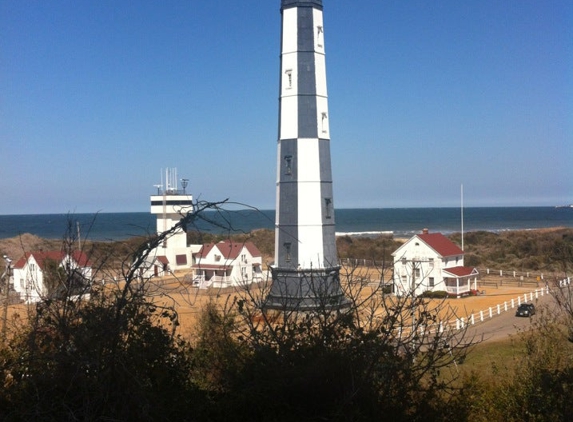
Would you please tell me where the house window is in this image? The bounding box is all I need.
[285,69,293,89]
[401,275,407,284]
[402,257,407,266]
[429,277,435,287]
[324,197,332,219]
[316,25,323,48]
[284,155,292,175]
[415,269,421,278]
[284,242,292,263]
[176,255,187,265]
[215,255,221,262]
[456,256,460,265]
[429,258,434,268]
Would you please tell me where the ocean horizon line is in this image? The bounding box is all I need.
[1,207,571,241]
[1,204,570,217]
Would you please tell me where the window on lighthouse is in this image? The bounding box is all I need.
[285,69,293,89]
[317,26,323,48]
[284,155,292,175]
[324,197,332,219]
[284,243,292,263]
[321,112,328,133]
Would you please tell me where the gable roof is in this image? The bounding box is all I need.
[417,233,464,257]
[443,266,479,277]
[14,251,91,270]
[194,240,262,260]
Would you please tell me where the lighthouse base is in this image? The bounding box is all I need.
[264,266,350,311]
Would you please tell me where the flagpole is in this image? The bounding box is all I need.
[461,184,464,251]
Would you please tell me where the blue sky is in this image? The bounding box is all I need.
[1,0,571,215]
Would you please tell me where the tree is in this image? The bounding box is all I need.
[189,259,475,422]
[0,201,229,421]
[455,307,573,422]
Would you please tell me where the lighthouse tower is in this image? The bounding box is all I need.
[265,0,348,310]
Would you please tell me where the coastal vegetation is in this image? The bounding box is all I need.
[450,227,573,273]
[0,214,572,421]
[3,227,571,274]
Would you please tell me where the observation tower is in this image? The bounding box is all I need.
[150,168,193,269]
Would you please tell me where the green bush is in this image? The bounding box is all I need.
[420,290,449,299]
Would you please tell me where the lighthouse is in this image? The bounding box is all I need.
[265,0,348,310]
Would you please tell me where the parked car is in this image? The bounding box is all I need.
[515,303,535,317]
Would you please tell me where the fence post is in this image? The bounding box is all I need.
[500,270,503,277]
[513,271,516,278]
[511,298,515,308]
[487,268,490,275]
[480,310,484,322]
[518,296,521,306]
[470,314,475,325]
[497,304,501,315]
[489,307,493,318]
[504,301,508,312]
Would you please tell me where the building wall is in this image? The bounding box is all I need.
[393,237,464,296]
[13,256,44,303]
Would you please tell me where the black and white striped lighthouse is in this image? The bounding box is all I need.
[265,0,348,310]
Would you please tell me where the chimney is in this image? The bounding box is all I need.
[422,228,429,234]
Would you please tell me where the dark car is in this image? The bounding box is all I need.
[515,303,535,317]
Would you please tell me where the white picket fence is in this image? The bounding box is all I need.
[449,277,570,331]
[396,277,571,338]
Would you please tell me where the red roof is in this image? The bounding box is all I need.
[14,250,91,270]
[443,266,478,277]
[418,233,464,257]
[194,240,262,260]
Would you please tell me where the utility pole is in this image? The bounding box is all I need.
[1,255,13,341]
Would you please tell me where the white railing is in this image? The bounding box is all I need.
[445,285,470,295]
[394,278,572,338]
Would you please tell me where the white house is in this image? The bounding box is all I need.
[392,229,478,297]
[138,254,171,279]
[13,251,92,303]
[192,240,264,289]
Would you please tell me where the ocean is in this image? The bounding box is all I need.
[0,207,572,241]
